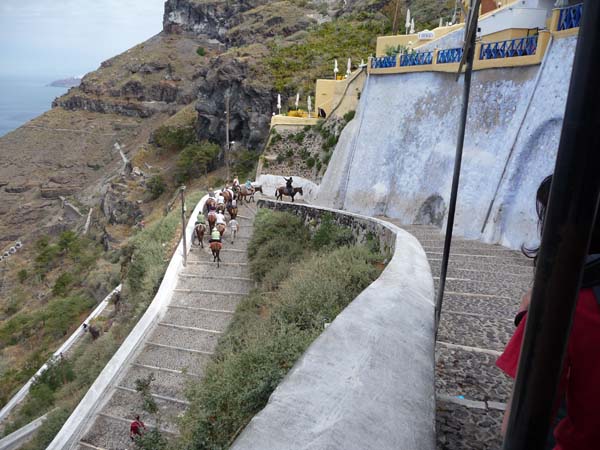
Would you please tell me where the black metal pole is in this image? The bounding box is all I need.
[503,2,600,449]
[435,0,480,330]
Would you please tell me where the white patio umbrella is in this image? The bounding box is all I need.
[334,59,339,79]
[346,58,352,77]
[410,18,415,34]
[307,96,312,118]
[277,94,281,115]
[295,93,299,109]
[439,17,443,28]
[405,9,411,34]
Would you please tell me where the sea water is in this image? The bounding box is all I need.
[0,74,67,138]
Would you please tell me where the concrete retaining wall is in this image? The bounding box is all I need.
[315,35,577,250]
[231,200,436,450]
[47,195,209,450]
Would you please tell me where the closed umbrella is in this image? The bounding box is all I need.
[346,58,352,77]
[295,93,299,110]
[277,94,281,115]
[405,9,411,34]
[334,59,339,79]
[307,96,312,118]
[410,18,415,34]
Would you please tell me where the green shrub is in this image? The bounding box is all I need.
[292,132,305,144]
[52,272,75,297]
[276,153,284,163]
[303,125,312,132]
[196,46,206,56]
[179,211,383,449]
[153,126,196,152]
[306,156,315,169]
[312,213,354,249]
[285,149,294,158]
[147,175,166,199]
[299,149,310,160]
[233,150,259,180]
[247,209,310,287]
[270,133,282,145]
[18,269,28,283]
[19,408,71,450]
[343,110,356,122]
[316,160,322,172]
[176,141,220,182]
[322,151,332,165]
[58,231,80,254]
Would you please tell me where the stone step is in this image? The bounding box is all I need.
[436,313,513,353]
[422,244,524,259]
[187,248,248,263]
[417,238,517,252]
[441,293,520,319]
[182,262,249,278]
[435,344,511,403]
[431,267,532,285]
[170,290,244,311]
[162,306,234,332]
[118,363,197,401]
[428,256,533,276]
[149,322,221,355]
[100,389,184,433]
[79,414,138,450]
[135,340,212,374]
[175,275,253,293]
[425,250,530,266]
[434,278,528,302]
[436,400,504,450]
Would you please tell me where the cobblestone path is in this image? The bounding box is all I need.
[386,223,533,450]
[75,203,256,450]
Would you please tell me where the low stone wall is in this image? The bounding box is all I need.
[232,200,436,450]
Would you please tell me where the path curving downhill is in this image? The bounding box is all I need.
[386,223,532,450]
[75,203,257,450]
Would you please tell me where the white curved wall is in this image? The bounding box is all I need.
[316,36,577,249]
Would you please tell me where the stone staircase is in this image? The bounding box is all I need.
[75,204,257,450]
[390,224,533,450]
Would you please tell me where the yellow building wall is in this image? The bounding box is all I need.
[314,68,366,118]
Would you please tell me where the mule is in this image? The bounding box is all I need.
[207,211,217,232]
[275,186,303,202]
[209,241,222,267]
[227,204,238,220]
[216,223,226,237]
[194,223,206,248]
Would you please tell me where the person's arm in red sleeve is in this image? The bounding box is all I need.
[496,314,528,435]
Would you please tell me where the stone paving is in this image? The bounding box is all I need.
[387,223,533,450]
[74,203,257,450]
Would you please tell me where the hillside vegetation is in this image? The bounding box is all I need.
[177,209,384,449]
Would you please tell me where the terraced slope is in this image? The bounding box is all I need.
[395,224,532,450]
[75,204,257,450]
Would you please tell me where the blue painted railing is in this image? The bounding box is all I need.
[371,55,397,69]
[399,51,433,67]
[479,36,538,60]
[437,47,463,64]
[557,3,583,31]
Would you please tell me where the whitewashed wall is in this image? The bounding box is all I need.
[315,36,577,249]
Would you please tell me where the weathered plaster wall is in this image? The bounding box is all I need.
[316,36,577,249]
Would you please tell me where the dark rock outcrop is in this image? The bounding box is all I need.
[101,185,143,225]
[195,56,273,149]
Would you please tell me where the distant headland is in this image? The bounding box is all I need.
[48,77,81,88]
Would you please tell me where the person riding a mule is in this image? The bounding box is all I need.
[209,227,221,243]
[245,179,252,190]
[195,213,206,247]
[284,176,293,196]
[232,175,240,191]
[209,227,222,264]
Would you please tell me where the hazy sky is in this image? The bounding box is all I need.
[0,0,166,78]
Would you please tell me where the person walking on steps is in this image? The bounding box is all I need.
[130,415,146,442]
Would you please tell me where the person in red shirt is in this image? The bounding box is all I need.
[496,175,600,450]
[130,415,146,441]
